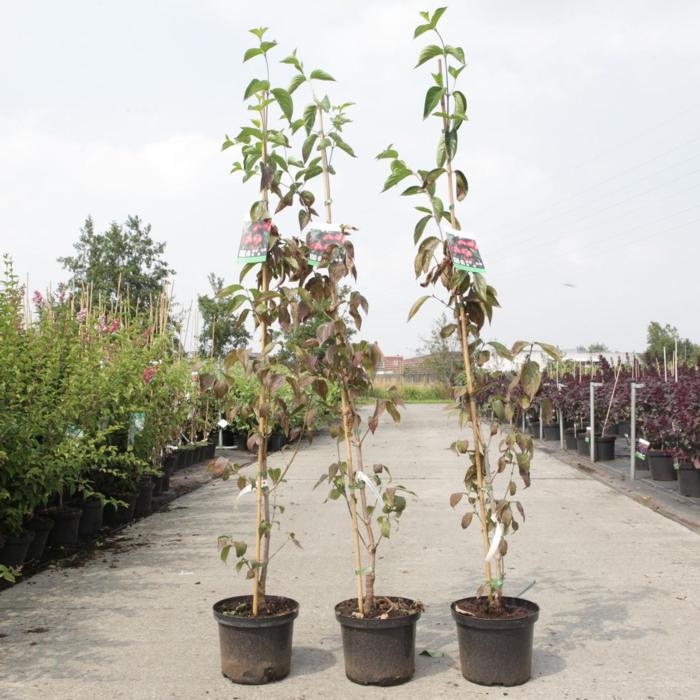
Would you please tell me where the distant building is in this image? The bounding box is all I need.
[377,354,404,376]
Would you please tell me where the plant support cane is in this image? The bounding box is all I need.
[378,8,559,686]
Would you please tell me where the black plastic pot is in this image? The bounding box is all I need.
[0,530,35,567]
[451,597,539,686]
[152,473,163,497]
[617,421,631,437]
[78,498,104,537]
[678,461,700,497]
[173,449,185,470]
[213,595,299,685]
[161,467,171,492]
[104,492,139,526]
[594,435,616,461]
[542,424,559,441]
[26,516,54,561]
[134,480,155,518]
[576,434,589,456]
[268,431,285,453]
[335,597,421,686]
[564,430,578,450]
[46,506,83,548]
[207,442,217,459]
[648,450,676,481]
[526,420,540,437]
[185,448,195,467]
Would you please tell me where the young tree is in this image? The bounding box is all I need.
[198,273,250,358]
[646,321,698,365]
[58,216,173,310]
[417,312,463,384]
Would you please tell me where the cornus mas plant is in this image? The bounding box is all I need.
[378,7,559,686]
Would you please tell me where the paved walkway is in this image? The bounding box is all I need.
[1,405,699,699]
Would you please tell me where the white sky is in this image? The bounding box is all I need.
[1,0,699,356]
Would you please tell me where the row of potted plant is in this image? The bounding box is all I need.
[209,10,557,689]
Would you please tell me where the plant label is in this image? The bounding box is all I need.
[306,225,345,267]
[238,219,271,264]
[635,438,650,461]
[445,228,486,274]
[128,411,145,448]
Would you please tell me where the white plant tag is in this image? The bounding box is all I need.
[356,471,382,502]
[217,419,229,429]
[485,522,504,562]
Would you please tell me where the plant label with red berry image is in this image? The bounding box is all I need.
[446,229,486,274]
[238,220,271,264]
[306,226,345,267]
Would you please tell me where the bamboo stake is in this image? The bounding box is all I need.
[663,346,667,382]
[437,69,494,602]
[316,104,366,614]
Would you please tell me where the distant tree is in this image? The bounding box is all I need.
[58,216,173,310]
[576,343,609,353]
[645,321,698,365]
[415,313,463,384]
[198,274,250,359]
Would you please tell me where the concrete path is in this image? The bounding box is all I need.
[1,404,699,699]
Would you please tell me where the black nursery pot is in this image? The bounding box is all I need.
[46,506,83,548]
[451,597,539,686]
[564,430,578,450]
[648,450,676,481]
[542,424,559,441]
[26,516,54,561]
[594,435,616,461]
[576,434,589,456]
[104,492,139,526]
[134,480,155,518]
[527,420,540,437]
[268,431,285,453]
[78,498,104,537]
[335,597,421,686]
[213,595,299,685]
[152,473,163,497]
[0,530,36,567]
[678,461,700,497]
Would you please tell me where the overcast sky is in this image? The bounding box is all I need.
[1,1,699,356]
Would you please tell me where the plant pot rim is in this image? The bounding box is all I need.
[595,435,616,442]
[26,515,55,531]
[3,529,36,544]
[213,595,299,629]
[44,506,83,518]
[335,596,422,629]
[451,596,539,630]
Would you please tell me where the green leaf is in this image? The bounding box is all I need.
[440,324,457,338]
[303,103,317,133]
[445,45,466,64]
[453,90,468,128]
[288,73,306,94]
[243,47,262,62]
[378,515,391,538]
[414,23,432,38]
[310,69,335,81]
[407,295,431,321]
[243,78,269,100]
[302,133,317,162]
[414,214,432,244]
[382,168,412,191]
[431,7,447,26]
[536,342,562,361]
[330,132,356,157]
[488,341,513,361]
[423,86,446,119]
[446,129,458,160]
[271,88,293,120]
[234,541,247,558]
[249,27,268,40]
[415,44,443,68]
[376,145,398,160]
[455,170,468,201]
[521,361,542,399]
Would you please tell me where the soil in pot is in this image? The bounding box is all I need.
[564,430,578,450]
[0,530,36,567]
[104,492,139,527]
[25,516,54,561]
[648,450,676,481]
[335,596,422,686]
[46,506,83,548]
[213,595,299,685]
[78,498,104,537]
[576,434,589,456]
[678,461,700,497]
[134,480,155,518]
[594,435,616,461]
[451,596,539,686]
[542,424,559,441]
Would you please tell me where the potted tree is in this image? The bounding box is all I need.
[211,27,323,684]
[283,58,421,685]
[378,7,559,685]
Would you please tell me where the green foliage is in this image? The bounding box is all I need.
[645,321,698,365]
[58,216,173,311]
[198,274,251,359]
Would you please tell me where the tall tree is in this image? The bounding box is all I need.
[414,313,463,384]
[576,342,609,353]
[646,321,698,365]
[197,274,250,358]
[58,216,173,310]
